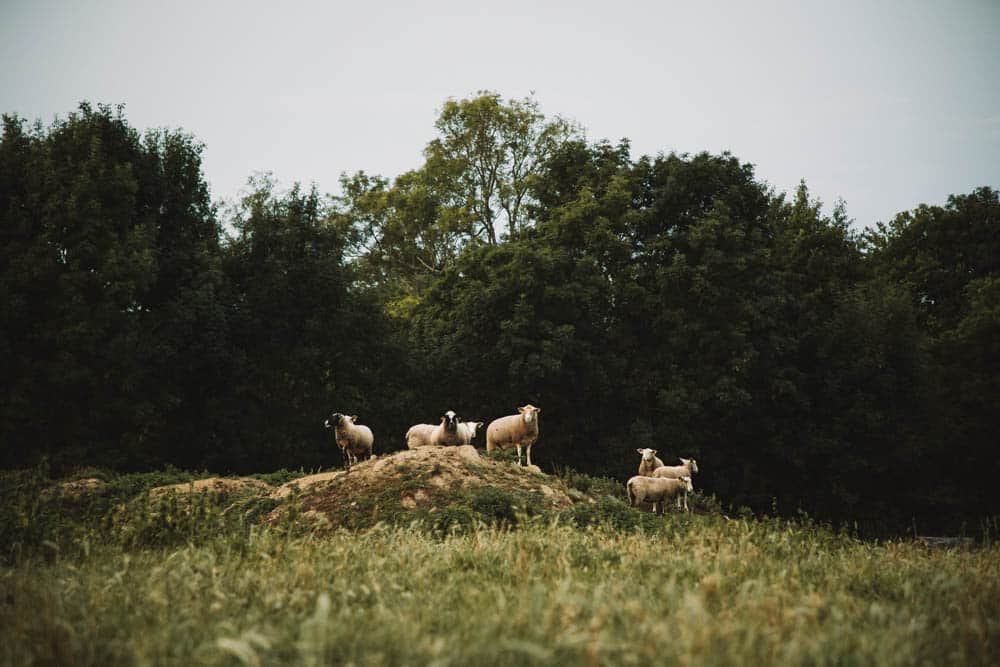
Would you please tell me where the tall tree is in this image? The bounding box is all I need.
[0,103,228,471]
[424,92,576,245]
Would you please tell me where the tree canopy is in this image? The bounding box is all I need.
[1,96,996,534]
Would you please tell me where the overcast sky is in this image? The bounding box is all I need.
[2,0,998,230]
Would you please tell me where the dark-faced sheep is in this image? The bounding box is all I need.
[406,411,473,448]
[486,405,541,466]
[324,412,374,469]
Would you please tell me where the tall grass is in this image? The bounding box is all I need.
[2,515,998,666]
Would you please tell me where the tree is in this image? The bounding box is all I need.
[867,187,1000,524]
[424,92,576,245]
[219,176,414,472]
[0,103,228,471]
[335,168,458,316]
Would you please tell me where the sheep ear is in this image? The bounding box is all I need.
[350,415,358,422]
[636,449,643,454]
[477,421,484,428]
[652,450,657,455]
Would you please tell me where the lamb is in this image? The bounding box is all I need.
[324,412,374,469]
[486,405,541,466]
[652,458,699,511]
[406,413,483,448]
[627,475,693,515]
[637,448,665,476]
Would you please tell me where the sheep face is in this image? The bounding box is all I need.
[681,458,699,474]
[324,412,347,429]
[519,405,540,424]
[441,410,460,432]
[637,448,658,462]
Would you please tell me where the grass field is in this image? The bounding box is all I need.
[2,465,998,665]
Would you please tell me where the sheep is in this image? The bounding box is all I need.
[627,475,693,515]
[486,405,541,466]
[652,458,699,511]
[405,423,436,449]
[457,420,485,445]
[406,414,483,448]
[406,410,466,449]
[324,412,374,469]
[637,448,665,477]
[429,410,467,447]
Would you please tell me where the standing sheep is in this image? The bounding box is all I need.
[457,420,485,445]
[486,405,541,467]
[637,448,665,476]
[324,412,374,469]
[406,410,469,448]
[430,410,466,446]
[652,458,699,511]
[627,475,693,515]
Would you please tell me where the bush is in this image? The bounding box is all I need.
[562,496,662,532]
[556,466,624,500]
[468,487,520,525]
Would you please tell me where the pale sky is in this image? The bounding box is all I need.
[2,0,998,230]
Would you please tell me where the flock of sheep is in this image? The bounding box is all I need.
[627,448,699,514]
[323,405,542,467]
[324,407,699,515]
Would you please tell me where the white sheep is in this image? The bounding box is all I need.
[404,423,436,449]
[627,475,693,515]
[457,420,485,445]
[406,414,482,448]
[324,412,374,468]
[636,448,664,477]
[652,458,699,511]
[486,405,541,466]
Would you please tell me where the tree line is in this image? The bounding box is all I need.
[1,96,997,534]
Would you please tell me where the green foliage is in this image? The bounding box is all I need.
[4,517,997,666]
[250,468,311,486]
[2,98,998,535]
[0,103,227,472]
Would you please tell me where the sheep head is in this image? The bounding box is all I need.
[441,410,459,432]
[637,448,658,462]
[680,458,699,474]
[519,405,541,424]
[679,476,693,492]
[324,412,347,429]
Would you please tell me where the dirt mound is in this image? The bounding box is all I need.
[149,477,273,500]
[41,477,109,506]
[271,471,346,499]
[264,445,579,529]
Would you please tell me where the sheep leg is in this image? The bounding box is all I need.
[525,444,532,467]
[516,444,523,466]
